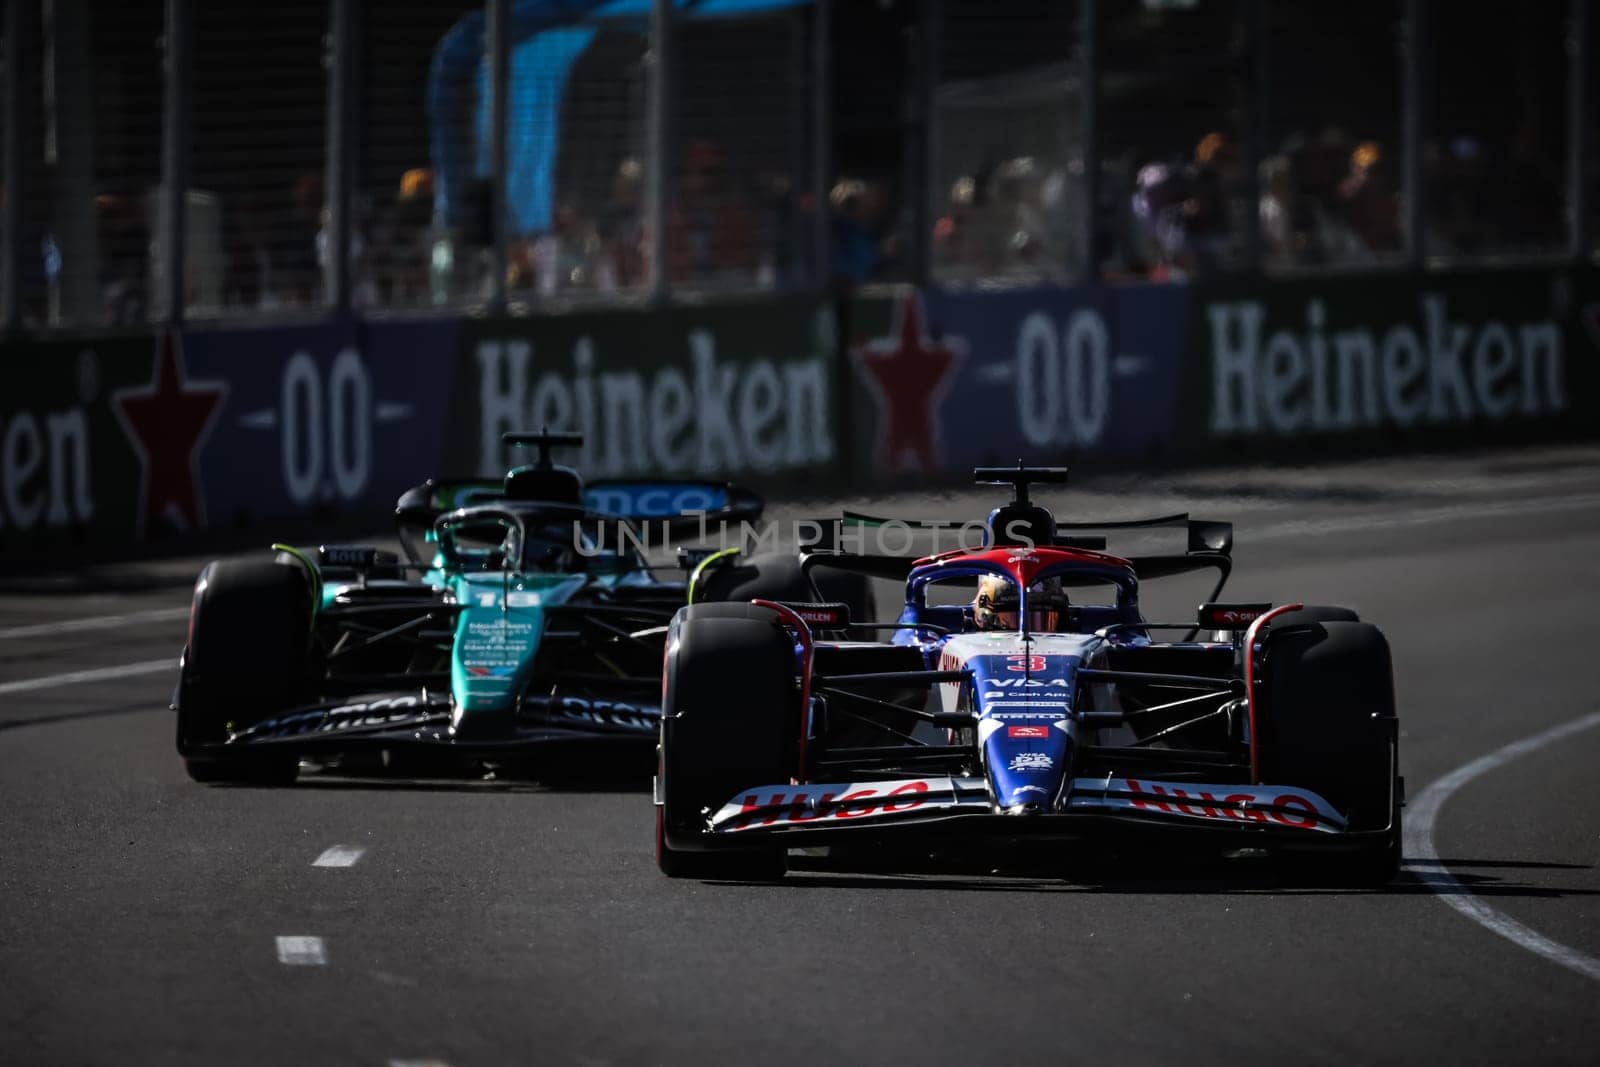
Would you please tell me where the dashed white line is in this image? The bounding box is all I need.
[0,658,176,695]
[0,607,190,641]
[1404,709,1600,983]
[274,935,327,966]
[388,1060,451,1067]
[312,845,366,868]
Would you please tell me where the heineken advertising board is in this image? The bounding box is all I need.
[1179,266,1599,450]
[444,297,843,480]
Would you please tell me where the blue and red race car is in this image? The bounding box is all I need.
[655,466,1402,884]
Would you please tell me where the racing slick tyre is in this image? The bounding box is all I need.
[1257,617,1400,886]
[656,604,794,880]
[698,551,877,625]
[1266,605,1360,627]
[177,556,313,785]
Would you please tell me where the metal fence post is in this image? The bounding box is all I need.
[1567,0,1592,259]
[2,0,29,333]
[1401,0,1427,269]
[1245,0,1267,272]
[907,0,938,287]
[786,10,806,284]
[326,0,358,315]
[487,0,510,313]
[160,0,192,324]
[1077,0,1098,282]
[646,0,672,303]
[811,0,831,289]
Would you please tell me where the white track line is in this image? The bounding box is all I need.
[0,658,176,696]
[312,845,366,868]
[388,1060,452,1067]
[1254,491,1600,542]
[274,936,327,966]
[1404,710,1600,983]
[0,607,189,641]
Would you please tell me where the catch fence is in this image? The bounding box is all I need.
[1,0,1593,332]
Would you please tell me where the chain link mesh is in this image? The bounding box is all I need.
[932,0,1081,286]
[22,0,163,328]
[7,0,1595,329]
[191,1,327,317]
[1428,1,1568,261]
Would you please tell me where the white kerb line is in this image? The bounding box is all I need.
[312,845,366,868]
[0,658,176,696]
[0,607,190,641]
[274,936,327,966]
[1404,709,1600,983]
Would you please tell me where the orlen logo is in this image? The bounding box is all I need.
[1125,779,1325,829]
[730,780,929,829]
[790,606,847,627]
[1198,603,1271,629]
[1007,725,1049,738]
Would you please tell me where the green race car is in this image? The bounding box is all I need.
[173,432,870,784]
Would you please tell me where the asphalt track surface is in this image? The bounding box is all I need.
[2,446,1598,1066]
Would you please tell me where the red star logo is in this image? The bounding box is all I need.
[112,328,227,538]
[851,292,965,473]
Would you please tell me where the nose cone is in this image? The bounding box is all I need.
[967,652,1078,811]
[983,719,1072,811]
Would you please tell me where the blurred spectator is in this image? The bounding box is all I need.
[667,139,757,286]
[223,192,275,310]
[991,155,1067,274]
[1336,140,1401,256]
[1117,131,1245,279]
[286,173,324,305]
[1126,161,1177,276]
[1173,130,1241,274]
[596,158,645,291]
[1258,155,1303,269]
[528,203,594,296]
[831,178,885,286]
[368,167,435,307]
[94,194,147,325]
[933,173,983,277]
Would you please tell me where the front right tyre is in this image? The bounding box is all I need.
[656,603,796,880]
[176,555,313,785]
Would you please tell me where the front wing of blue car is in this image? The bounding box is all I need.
[675,774,1375,847]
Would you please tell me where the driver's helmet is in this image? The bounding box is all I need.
[973,574,1070,632]
[520,523,576,572]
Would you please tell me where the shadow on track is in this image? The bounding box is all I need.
[286,752,655,795]
[0,702,161,733]
[717,849,1600,898]
[287,775,649,795]
[1415,857,1592,871]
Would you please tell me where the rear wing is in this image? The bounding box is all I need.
[583,479,764,526]
[799,511,1233,600]
[821,510,1230,555]
[396,477,762,532]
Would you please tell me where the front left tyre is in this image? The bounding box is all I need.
[1256,615,1401,885]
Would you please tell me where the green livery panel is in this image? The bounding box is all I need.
[448,574,587,717]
